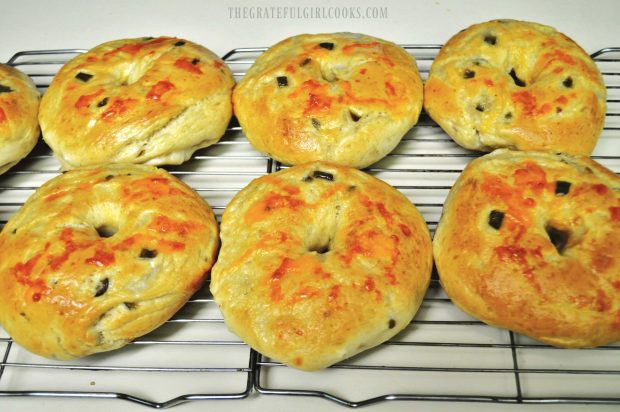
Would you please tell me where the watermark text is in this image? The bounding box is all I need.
[228,6,388,20]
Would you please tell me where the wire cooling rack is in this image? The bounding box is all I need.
[0,45,619,409]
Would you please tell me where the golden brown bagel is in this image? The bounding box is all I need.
[424,20,606,155]
[39,36,234,169]
[211,161,433,370]
[233,33,424,168]
[0,164,219,359]
[433,149,620,347]
[0,64,40,175]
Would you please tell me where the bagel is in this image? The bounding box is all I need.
[210,161,433,371]
[39,36,234,169]
[433,149,620,348]
[233,33,424,168]
[0,164,219,359]
[0,64,40,175]
[424,19,606,155]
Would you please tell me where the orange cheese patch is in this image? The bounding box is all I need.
[513,162,549,194]
[12,251,47,295]
[548,49,576,65]
[100,98,137,121]
[305,92,333,116]
[359,195,394,226]
[341,81,392,106]
[592,184,609,196]
[85,249,116,267]
[342,41,381,54]
[244,192,307,225]
[288,74,400,118]
[481,163,550,230]
[495,244,543,291]
[75,89,105,110]
[480,163,589,290]
[399,224,412,237]
[341,229,399,266]
[48,228,80,270]
[511,91,537,116]
[269,255,326,303]
[260,175,301,195]
[147,215,201,236]
[122,177,187,202]
[146,80,175,100]
[287,79,324,99]
[103,37,170,59]
[174,58,203,75]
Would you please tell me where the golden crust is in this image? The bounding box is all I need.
[211,161,433,371]
[424,20,606,155]
[0,64,40,175]
[39,36,234,169]
[233,33,424,168]
[433,149,620,347]
[0,164,219,359]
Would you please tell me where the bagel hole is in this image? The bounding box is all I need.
[96,224,118,238]
[309,240,331,255]
[320,70,338,82]
[319,63,338,82]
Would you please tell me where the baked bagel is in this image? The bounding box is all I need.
[433,149,620,348]
[211,161,433,371]
[0,164,219,359]
[39,36,234,169]
[0,64,40,175]
[424,19,606,155]
[233,33,424,168]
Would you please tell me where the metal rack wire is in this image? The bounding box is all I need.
[0,44,619,409]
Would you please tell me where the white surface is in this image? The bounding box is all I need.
[1,0,620,411]
[2,0,620,62]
